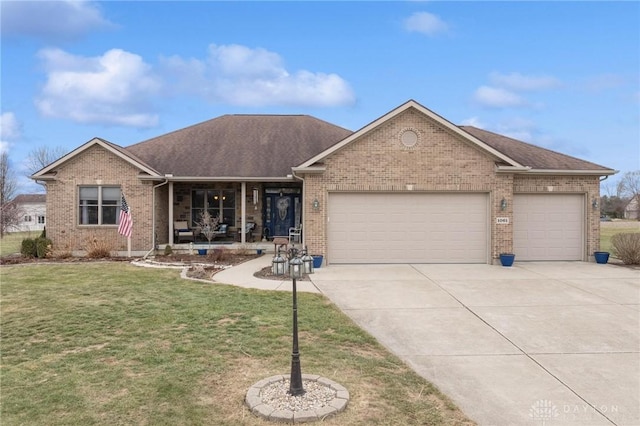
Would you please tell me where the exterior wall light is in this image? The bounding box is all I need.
[312,198,320,210]
[592,198,599,210]
[500,198,508,211]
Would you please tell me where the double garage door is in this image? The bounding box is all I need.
[327,192,585,264]
[327,193,488,264]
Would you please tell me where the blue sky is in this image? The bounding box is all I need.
[1,1,638,194]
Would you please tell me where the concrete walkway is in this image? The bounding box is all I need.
[214,257,640,425]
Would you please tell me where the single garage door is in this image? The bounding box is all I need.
[327,193,488,264]
[513,194,584,261]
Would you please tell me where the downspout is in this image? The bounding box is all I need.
[291,170,305,245]
[144,178,169,259]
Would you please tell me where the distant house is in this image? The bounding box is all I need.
[32,100,616,263]
[625,196,639,220]
[11,194,46,233]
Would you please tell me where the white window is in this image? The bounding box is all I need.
[78,186,121,225]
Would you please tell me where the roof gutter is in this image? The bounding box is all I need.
[511,168,618,176]
[137,175,296,182]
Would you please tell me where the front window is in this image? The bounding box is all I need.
[79,186,121,225]
[192,189,236,225]
[37,215,45,224]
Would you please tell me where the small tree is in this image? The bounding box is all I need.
[195,210,220,245]
[0,152,21,237]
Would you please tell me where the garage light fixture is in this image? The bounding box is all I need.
[312,198,320,211]
[500,198,507,211]
[592,198,599,210]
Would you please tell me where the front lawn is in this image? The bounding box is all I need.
[0,232,34,257]
[600,220,640,255]
[1,263,473,425]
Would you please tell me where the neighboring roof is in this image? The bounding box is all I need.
[460,126,615,174]
[32,137,160,180]
[125,115,353,178]
[12,194,46,203]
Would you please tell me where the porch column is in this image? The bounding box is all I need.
[240,182,247,244]
[168,181,174,245]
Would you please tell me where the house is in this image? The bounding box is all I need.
[32,100,616,263]
[10,194,46,233]
[624,196,639,220]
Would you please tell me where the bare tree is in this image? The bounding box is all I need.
[1,151,21,236]
[25,145,67,186]
[617,170,640,200]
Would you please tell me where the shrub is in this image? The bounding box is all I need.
[164,245,173,255]
[85,236,113,259]
[20,238,37,258]
[35,237,52,258]
[611,233,640,265]
[207,248,231,262]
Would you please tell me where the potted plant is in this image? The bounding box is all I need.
[594,251,610,264]
[195,211,220,255]
[499,253,515,267]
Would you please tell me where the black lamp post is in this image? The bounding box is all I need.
[272,245,314,396]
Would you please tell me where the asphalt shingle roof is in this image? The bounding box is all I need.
[460,125,612,171]
[125,115,353,178]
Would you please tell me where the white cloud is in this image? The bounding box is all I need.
[1,0,115,40]
[0,112,21,140]
[0,112,21,153]
[35,48,161,128]
[460,116,486,128]
[161,43,355,107]
[404,12,449,36]
[473,86,527,108]
[495,117,536,142]
[489,72,561,91]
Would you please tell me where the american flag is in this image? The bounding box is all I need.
[118,193,133,238]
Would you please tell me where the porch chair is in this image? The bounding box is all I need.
[288,224,302,243]
[237,222,256,242]
[174,221,194,243]
[212,223,229,240]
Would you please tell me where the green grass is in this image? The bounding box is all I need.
[600,221,640,255]
[0,232,36,256]
[1,263,472,426]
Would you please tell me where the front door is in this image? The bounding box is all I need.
[265,191,301,239]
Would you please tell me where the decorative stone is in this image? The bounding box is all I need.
[246,375,349,423]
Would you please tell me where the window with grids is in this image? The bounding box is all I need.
[191,189,235,225]
[78,186,121,225]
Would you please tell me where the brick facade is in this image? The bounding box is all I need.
[43,107,603,263]
[45,145,154,255]
[299,109,600,263]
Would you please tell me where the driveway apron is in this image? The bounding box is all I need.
[311,262,640,426]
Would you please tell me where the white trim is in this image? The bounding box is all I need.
[31,138,159,179]
[506,168,617,176]
[296,100,525,170]
[138,175,296,182]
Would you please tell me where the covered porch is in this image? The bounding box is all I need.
[154,179,304,251]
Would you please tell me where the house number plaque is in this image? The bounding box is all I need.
[496,217,510,224]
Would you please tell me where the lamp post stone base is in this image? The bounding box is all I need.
[246,374,349,423]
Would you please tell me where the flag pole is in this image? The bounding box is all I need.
[127,236,131,258]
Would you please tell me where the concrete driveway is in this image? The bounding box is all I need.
[311,262,640,426]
